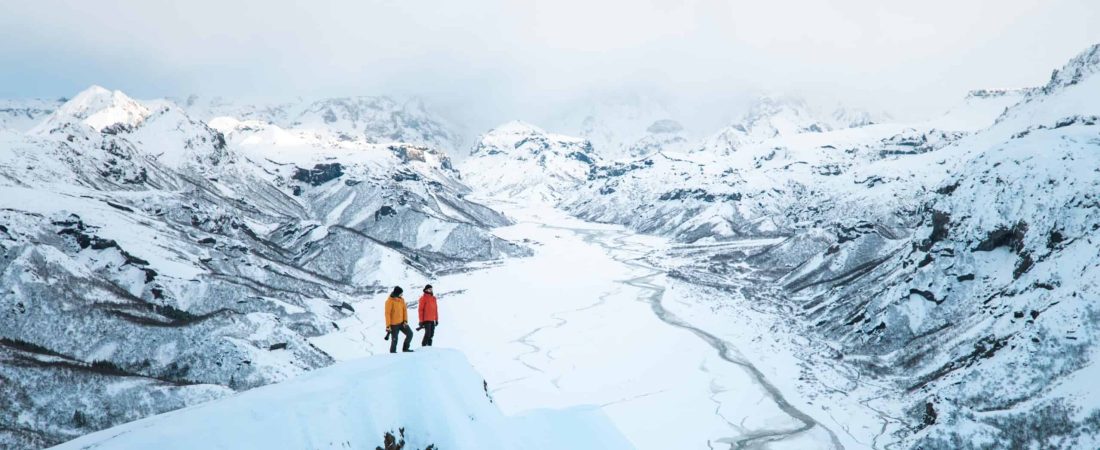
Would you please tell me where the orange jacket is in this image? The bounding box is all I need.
[418,294,438,322]
[384,296,407,326]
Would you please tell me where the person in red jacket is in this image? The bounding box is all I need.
[417,284,438,347]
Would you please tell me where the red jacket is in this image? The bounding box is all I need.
[418,294,438,322]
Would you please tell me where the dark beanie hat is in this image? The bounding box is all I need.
[424,284,433,292]
[391,286,403,297]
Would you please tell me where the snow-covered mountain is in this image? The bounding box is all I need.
[181,94,466,155]
[0,87,525,449]
[697,94,886,155]
[566,85,1025,244]
[460,43,1100,449]
[460,121,601,203]
[51,350,631,450]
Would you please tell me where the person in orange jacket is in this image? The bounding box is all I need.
[417,284,438,347]
[384,286,414,353]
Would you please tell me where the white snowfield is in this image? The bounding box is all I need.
[50,349,631,450]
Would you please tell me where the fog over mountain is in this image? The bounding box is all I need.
[3,0,1099,133]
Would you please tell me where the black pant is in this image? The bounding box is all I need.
[421,321,436,347]
[389,323,413,353]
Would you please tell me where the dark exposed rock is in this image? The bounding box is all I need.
[392,170,421,182]
[837,222,876,244]
[974,221,1028,253]
[1013,253,1035,279]
[292,163,344,186]
[375,206,397,221]
[957,274,976,282]
[105,201,134,213]
[1047,230,1065,249]
[919,211,951,252]
[568,151,593,164]
[268,343,288,351]
[330,302,355,313]
[658,188,741,203]
[100,123,135,135]
[923,402,938,427]
[909,288,941,304]
[909,335,1010,392]
[936,182,960,195]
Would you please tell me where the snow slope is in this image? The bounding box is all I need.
[51,350,631,450]
[0,87,526,448]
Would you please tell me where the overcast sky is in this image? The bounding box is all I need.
[2,0,1099,130]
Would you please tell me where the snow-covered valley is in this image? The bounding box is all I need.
[315,203,846,449]
[3,42,1100,450]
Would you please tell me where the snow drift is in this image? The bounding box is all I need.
[50,350,631,450]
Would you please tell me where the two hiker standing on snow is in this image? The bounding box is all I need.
[384,284,439,353]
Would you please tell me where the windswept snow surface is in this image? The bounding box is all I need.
[315,202,852,450]
[51,350,631,450]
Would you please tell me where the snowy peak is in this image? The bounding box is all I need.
[1043,42,1100,93]
[126,100,232,169]
[33,85,151,134]
[830,106,881,128]
[471,121,593,159]
[739,95,823,136]
[183,95,465,157]
[461,121,599,203]
[294,96,461,151]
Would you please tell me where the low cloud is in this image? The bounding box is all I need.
[2,0,1099,131]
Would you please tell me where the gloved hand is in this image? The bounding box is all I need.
[416,322,424,330]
